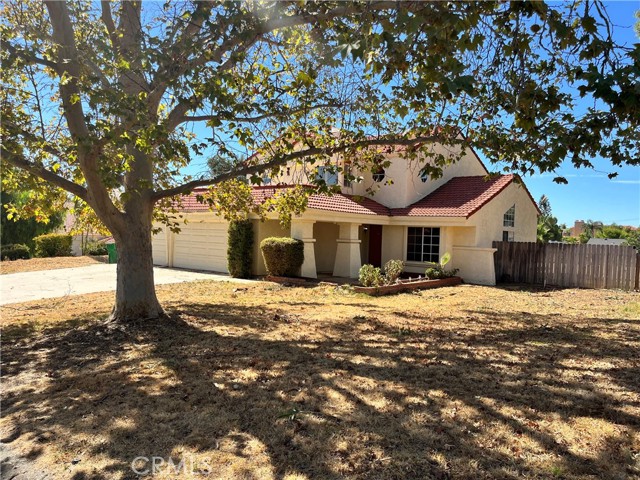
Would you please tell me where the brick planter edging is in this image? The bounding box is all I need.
[353,276,462,296]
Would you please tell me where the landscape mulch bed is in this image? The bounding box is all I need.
[0,282,638,479]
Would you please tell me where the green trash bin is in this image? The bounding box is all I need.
[105,243,118,264]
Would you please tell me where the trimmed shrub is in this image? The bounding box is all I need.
[425,252,459,279]
[227,220,254,278]
[260,237,304,277]
[83,240,108,256]
[359,264,384,287]
[1,243,30,260]
[34,233,73,257]
[383,259,405,284]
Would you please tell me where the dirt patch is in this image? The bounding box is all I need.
[0,256,106,275]
[1,283,639,479]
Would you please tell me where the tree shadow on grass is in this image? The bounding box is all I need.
[1,302,638,479]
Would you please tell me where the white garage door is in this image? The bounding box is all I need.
[152,229,168,266]
[173,222,228,273]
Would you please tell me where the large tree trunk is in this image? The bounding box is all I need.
[109,214,163,323]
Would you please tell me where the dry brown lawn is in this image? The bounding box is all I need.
[0,255,105,275]
[1,282,639,479]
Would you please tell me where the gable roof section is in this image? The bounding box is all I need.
[391,175,516,218]
[177,174,537,218]
[177,185,389,216]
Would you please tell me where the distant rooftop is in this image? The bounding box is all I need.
[586,238,626,246]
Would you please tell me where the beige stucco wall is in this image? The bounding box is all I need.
[451,246,497,285]
[252,219,291,275]
[347,145,487,208]
[380,225,404,266]
[468,183,538,247]
[314,222,339,273]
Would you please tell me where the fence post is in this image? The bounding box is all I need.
[635,252,640,291]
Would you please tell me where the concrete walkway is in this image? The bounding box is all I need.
[0,264,254,305]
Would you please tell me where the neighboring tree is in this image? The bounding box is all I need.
[579,219,602,242]
[68,199,111,254]
[595,223,628,239]
[2,1,639,321]
[623,229,640,249]
[1,191,63,250]
[536,195,562,243]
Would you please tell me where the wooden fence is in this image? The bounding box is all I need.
[492,241,640,291]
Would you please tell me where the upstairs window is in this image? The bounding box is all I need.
[503,205,515,227]
[372,166,386,182]
[316,166,338,186]
[343,164,352,187]
[406,227,440,263]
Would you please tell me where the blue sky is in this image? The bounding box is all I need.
[182,2,639,228]
[520,2,640,227]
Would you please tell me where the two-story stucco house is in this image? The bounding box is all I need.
[152,145,539,285]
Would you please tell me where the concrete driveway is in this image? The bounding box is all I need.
[0,264,254,305]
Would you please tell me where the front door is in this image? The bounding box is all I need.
[368,225,383,267]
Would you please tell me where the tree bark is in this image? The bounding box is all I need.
[109,212,163,323]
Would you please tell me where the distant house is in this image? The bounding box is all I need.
[153,143,539,285]
[586,238,626,246]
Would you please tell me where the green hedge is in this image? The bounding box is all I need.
[34,233,73,257]
[1,243,30,260]
[260,237,304,277]
[83,240,108,256]
[227,220,253,278]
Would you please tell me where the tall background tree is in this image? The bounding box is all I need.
[536,195,562,243]
[2,1,638,321]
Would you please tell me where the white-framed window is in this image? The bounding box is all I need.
[343,164,352,187]
[316,166,338,185]
[372,166,386,182]
[503,205,515,227]
[502,230,515,242]
[406,227,440,263]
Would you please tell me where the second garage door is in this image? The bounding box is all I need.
[172,221,228,273]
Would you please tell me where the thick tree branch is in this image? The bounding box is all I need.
[44,1,90,139]
[151,134,457,202]
[81,56,112,90]
[45,1,122,226]
[1,39,57,69]
[147,2,211,111]
[1,146,88,201]
[179,102,342,126]
[100,1,119,51]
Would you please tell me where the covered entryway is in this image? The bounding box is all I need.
[313,222,339,274]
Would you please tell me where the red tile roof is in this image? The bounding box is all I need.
[307,193,390,216]
[177,185,390,215]
[177,175,533,218]
[390,175,515,218]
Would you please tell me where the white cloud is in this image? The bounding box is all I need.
[611,179,640,185]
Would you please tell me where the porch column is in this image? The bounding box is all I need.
[291,219,317,278]
[333,223,362,278]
